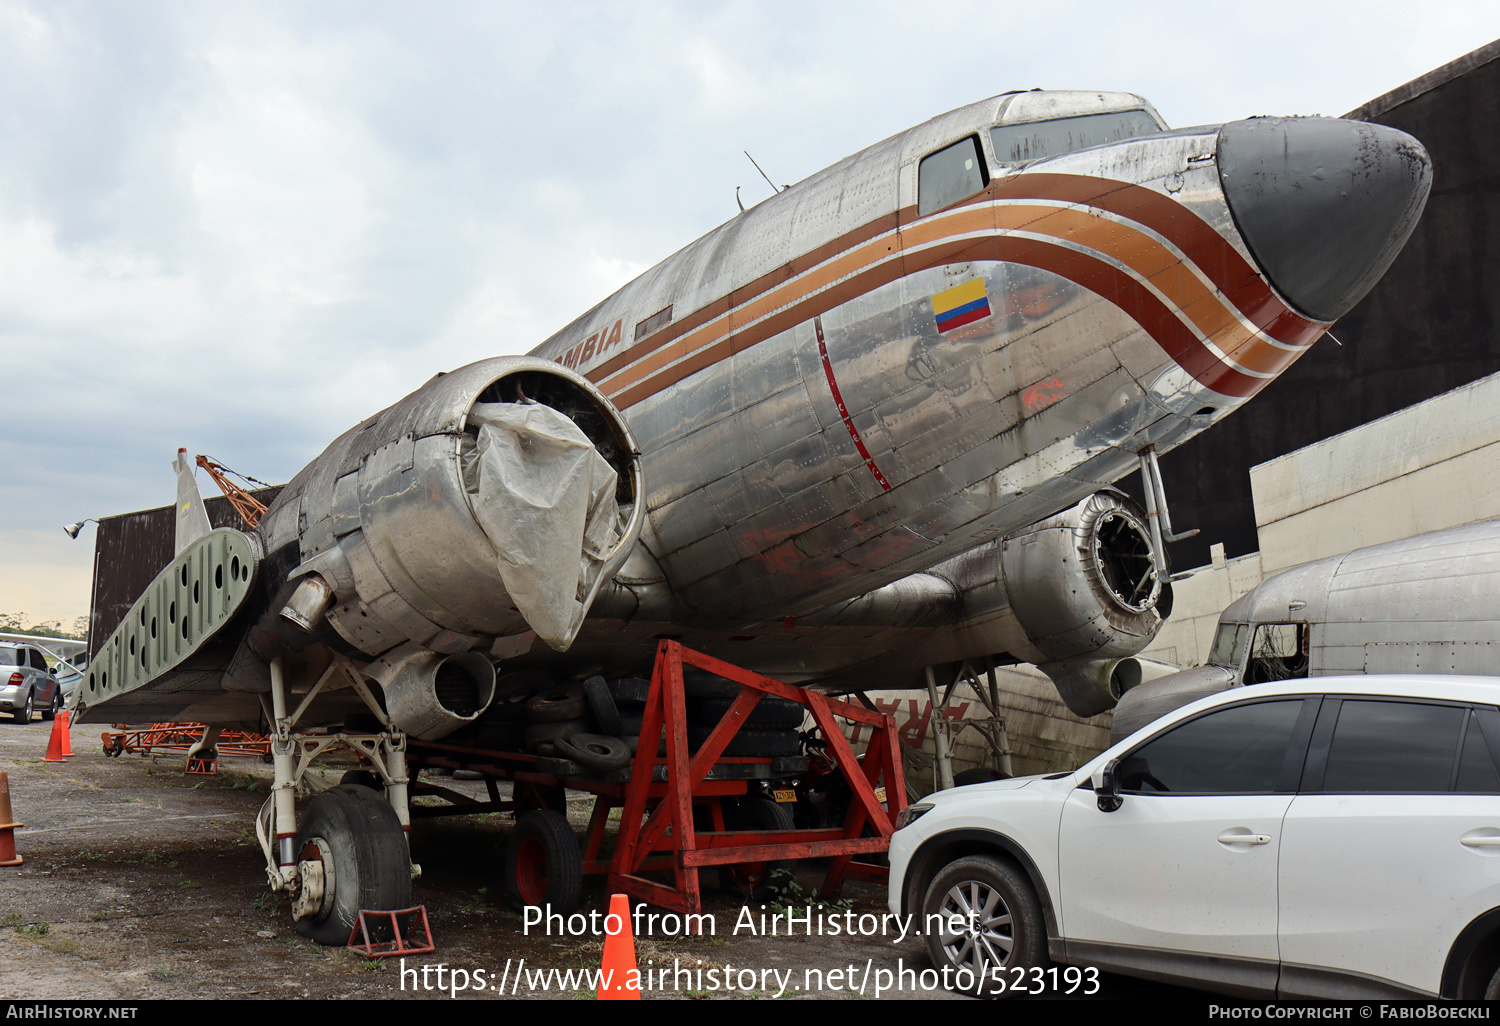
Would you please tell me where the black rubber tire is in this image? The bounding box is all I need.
[607,677,651,705]
[953,767,1010,787]
[682,669,744,700]
[922,854,1049,997]
[718,797,794,901]
[523,718,587,754]
[11,692,32,725]
[483,693,532,722]
[41,690,60,722]
[493,668,554,700]
[505,809,582,913]
[690,696,806,730]
[687,724,801,757]
[339,770,381,789]
[554,733,633,772]
[294,785,412,946]
[1485,963,1500,1000]
[582,676,625,736]
[528,688,586,723]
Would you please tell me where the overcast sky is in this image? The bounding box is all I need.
[2,0,1497,628]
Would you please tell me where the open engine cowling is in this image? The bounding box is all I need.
[244,356,645,739]
[812,490,1171,717]
[957,490,1170,716]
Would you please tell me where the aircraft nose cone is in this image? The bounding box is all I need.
[1217,116,1431,322]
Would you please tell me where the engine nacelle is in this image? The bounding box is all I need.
[252,356,645,664]
[826,490,1170,716]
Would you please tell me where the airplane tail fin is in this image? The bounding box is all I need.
[173,448,212,556]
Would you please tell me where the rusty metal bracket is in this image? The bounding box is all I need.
[346,905,435,958]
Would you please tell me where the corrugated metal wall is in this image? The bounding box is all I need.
[86,488,281,662]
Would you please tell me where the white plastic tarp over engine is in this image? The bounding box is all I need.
[461,402,622,650]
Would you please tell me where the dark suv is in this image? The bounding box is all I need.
[0,643,62,724]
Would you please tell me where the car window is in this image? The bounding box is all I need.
[1320,700,1465,794]
[1116,699,1306,795]
[917,136,987,216]
[0,648,16,667]
[29,649,48,671]
[1456,710,1500,793]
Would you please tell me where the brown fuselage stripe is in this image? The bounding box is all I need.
[588,211,902,383]
[600,199,1304,404]
[577,171,1320,390]
[980,174,1324,346]
[610,232,1299,410]
[815,315,892,492]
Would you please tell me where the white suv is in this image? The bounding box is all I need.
[888,675,1500,999]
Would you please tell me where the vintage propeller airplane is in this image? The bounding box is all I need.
[78,88,1431,939]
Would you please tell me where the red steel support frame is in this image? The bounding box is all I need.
[606,640,906,915]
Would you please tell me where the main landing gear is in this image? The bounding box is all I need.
[256,656,417,944]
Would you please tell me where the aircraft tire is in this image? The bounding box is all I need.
[505,809,582,914]
[922,854,1049,997]
[718,797,794,901]
[294,785,412,946]
[339,770,381,790]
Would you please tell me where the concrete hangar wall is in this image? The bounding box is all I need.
[1145,38,1500,576]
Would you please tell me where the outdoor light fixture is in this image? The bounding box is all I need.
[63,518,98,540]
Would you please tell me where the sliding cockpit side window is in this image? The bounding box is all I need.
[917,136,988,216]
[1245,622,1310,684]
[989,109,1163,165]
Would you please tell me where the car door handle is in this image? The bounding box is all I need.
[1460,834,1500,848]
[1217,831,1272,846]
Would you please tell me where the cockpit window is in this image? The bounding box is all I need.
[1245,622,1310,684]
[918,136,988,216]
[989,110,1162,164]
[1208,622,1249,669]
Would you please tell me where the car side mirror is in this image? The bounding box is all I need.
[1094,758,1123,813]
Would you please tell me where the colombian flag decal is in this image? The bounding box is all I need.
[933,278,991,332]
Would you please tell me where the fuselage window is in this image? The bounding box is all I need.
[634,305,673,342]
[917,136,988,216]
[990,110,1162,165]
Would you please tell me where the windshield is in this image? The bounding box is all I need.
[990,110,1162,164]
[1208,622,1249,669]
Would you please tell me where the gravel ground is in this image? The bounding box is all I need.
[0,717,1196,1002]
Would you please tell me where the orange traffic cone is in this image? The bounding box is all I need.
[43,714,67,763]
[0,771,23,867]
[597,893,641,1000]
[58,711,74,758]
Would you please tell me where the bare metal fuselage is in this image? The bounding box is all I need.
[80,89,1431,731]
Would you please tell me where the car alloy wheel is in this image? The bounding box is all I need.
[922,854,1048,997]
